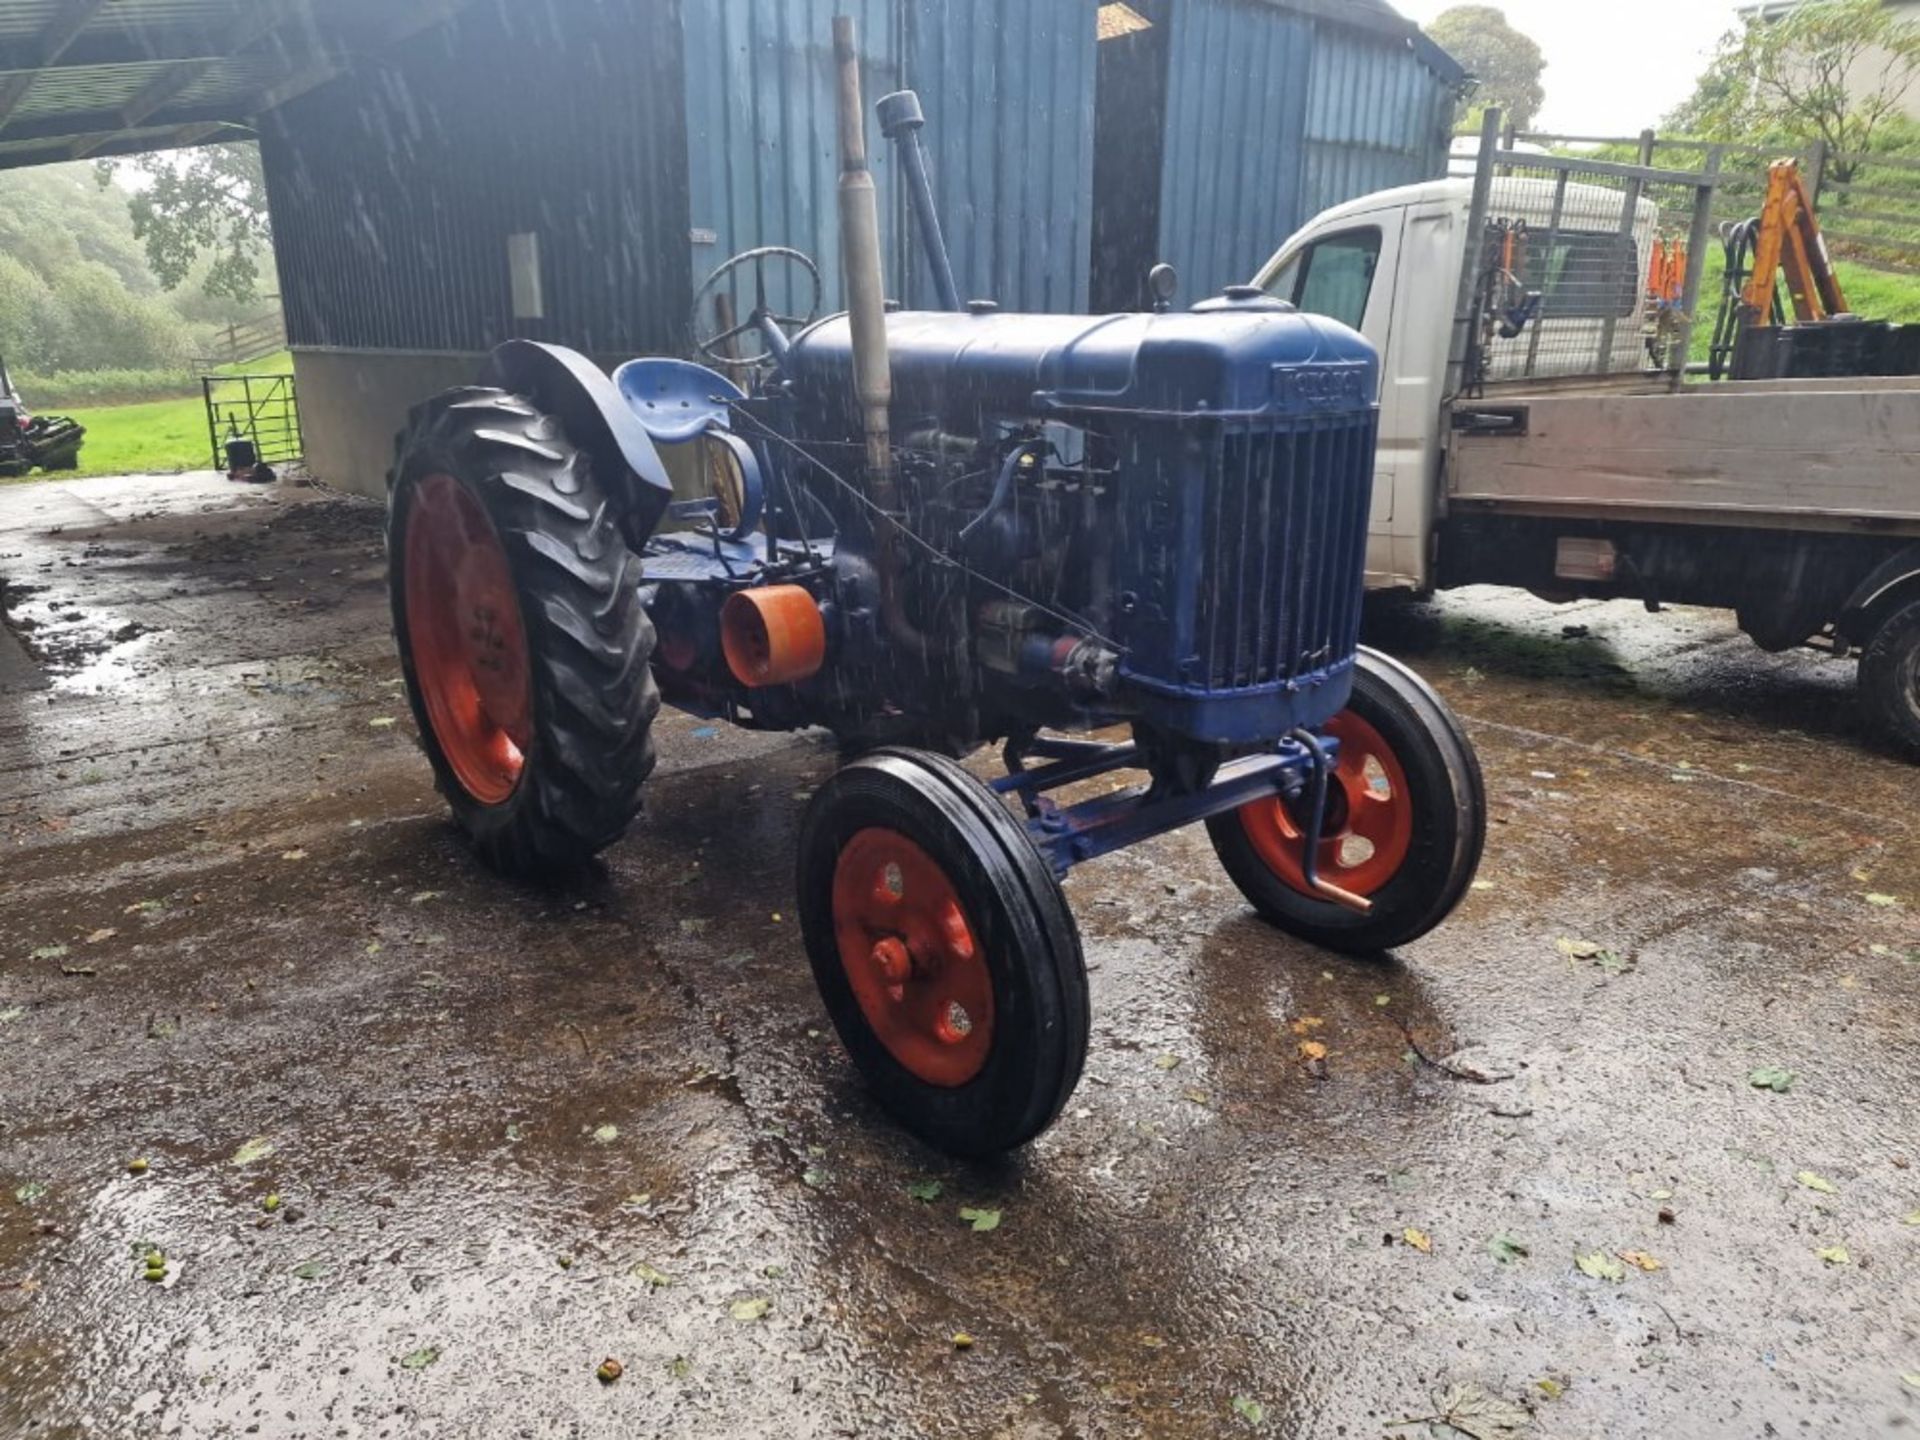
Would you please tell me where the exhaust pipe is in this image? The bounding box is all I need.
[833,16,893,490]
[832,16,936,660]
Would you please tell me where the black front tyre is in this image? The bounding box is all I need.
[796,748,1089,1157]
[1207,647,1485,954]
[388,387,660,874]
[1861,596,1920,759]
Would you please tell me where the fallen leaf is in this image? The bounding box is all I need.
[951,1331,975,1350]
[124,899,164,915]
[368,717,396,729]
[85,928,116,944]
[398,1346,439,1370]
[1403,1227,1433,1253]
[30,945,67,961]
[1862,892,1898,907]
[1487,1233,1529,1265]
[0,1007,21,1023]
[59,963,96,976]
[1576,1250,1625,1282]
[1903,1373,1920,1390]
[1748,1065,1797,1093]
[1903,1209,1920,1226]
[1816,1245,1851,1266]
[279,850,307,862]
[631,1262,673,1288]
[591,1124,619,1144]
[1535,1377,1564,1400]
[1298,1040,1328,1061]
[958,1207,1002,1233]
[1289,1015,1324,1034]
[1374,994,1393,1007]
[1795,1170,1837,1195]
[1555,938,1602,959]
[1420,1382,1532,1440]
[1153,1053,1182,1070]
[292,1259,327,1280]
[230,1136,276,1166]
[801,1167,829,1189]
[1618,1249,1662,1272]
[1231,1395,1266,1426]
[729,1297,770,1321]
[905,1179,943,1203]
[263,1194,281,1213]
[409,891,440,905]
[14,1180,47,1205]
[1182,1088,1211,1107]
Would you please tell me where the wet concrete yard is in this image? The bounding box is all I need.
[3,474,1918,1439]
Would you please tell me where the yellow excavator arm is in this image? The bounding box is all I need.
[1740,159,1849,325]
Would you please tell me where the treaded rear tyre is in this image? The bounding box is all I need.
[1861,596,1920,760]
[1207,647,1484,954]
[388,386,660,874]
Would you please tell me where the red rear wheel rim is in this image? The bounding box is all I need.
[403,473,532,805]
[831,828,993,1087]
[1238,711,1414,899]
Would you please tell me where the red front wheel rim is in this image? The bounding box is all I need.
[1238,711,1415,899]
[403,473,532,806]
[831,828,994,1087]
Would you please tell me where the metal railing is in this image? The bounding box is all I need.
[203,372,302,471]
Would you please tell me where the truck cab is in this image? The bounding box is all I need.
[1251,177,1655,592]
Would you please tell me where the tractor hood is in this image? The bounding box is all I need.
[780,291,1378,435]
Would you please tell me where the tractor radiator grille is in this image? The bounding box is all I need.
[1193,411,1375,692]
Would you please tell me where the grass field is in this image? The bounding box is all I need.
[5,351,297,482]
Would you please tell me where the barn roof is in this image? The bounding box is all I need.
[0,0,474,171]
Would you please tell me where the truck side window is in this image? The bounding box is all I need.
[1264,227,1382,330]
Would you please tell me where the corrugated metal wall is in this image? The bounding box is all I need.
[1154,0,1314,309]
[907,0,1097,312]
[1152,0,1455,303]
[1300,23,1456,220]
[262,0,691,356]
[261,0,1453,362]
[681,0,905,316]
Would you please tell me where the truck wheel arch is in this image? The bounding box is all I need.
[1838,543,1920,650]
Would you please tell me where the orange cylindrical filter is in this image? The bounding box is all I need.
[721,585,827,687]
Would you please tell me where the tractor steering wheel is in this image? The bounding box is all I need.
[691,246,823,368]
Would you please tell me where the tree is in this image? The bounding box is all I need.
[96,143,273,304]
[1669,0,1920,179]
[1427,5,1547,132]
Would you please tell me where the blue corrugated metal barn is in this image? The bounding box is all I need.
[246,0,1461,494]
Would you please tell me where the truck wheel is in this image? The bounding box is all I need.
[1860,596,1920,758]
[796,748,1088,1157]
[1207,648,1484,953]
[388,387,660,874]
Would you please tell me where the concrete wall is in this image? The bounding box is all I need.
[293,349,487,498]
[294,347,710,506]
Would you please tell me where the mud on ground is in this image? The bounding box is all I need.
[2,473,1918,1439]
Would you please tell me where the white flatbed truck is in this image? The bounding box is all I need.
[1252,139,1920,755]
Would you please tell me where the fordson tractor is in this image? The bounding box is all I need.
[386,21,1484,1156]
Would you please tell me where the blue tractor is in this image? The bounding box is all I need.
[386,22,1484,1156]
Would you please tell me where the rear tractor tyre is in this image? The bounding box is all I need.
[1860,596,1920,759]
[796,748,1089,1157]
[1207,646,1484,954]
[387,387,660,874]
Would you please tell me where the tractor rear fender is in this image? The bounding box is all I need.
[480,340,674,547]
[1838,543,1920,647]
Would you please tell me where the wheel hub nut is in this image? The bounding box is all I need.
[870,936,912,984]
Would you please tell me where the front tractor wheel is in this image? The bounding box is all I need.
[1207,647,1484,953]
[797,749,1089,1157]
[388,388,660,874]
